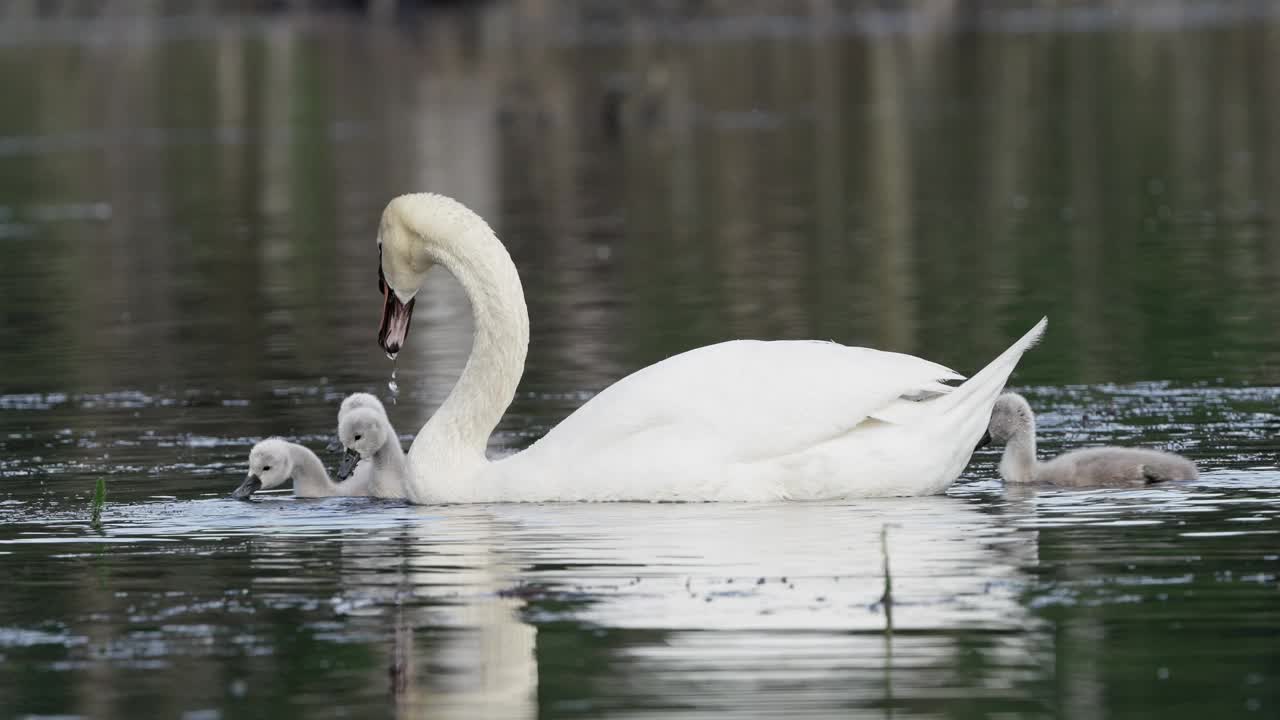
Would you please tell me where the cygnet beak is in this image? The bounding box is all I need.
[975,431,993,451]
[232,473,263,501]
[336,448,362,481]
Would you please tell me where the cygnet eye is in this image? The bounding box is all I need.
[263,465,272,472]
[354,434,363,441]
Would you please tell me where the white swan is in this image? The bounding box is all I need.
[982,392,1198,487]
[374,193,1047,502]
[336,406,412,499]
[232,438,371,499]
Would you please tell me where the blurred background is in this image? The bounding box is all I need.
[3,0,1280,408]
[2,1,1280,718]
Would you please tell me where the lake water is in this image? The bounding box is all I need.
[2,2,1279,718]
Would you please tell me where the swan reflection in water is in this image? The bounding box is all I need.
[239,494,1042,717]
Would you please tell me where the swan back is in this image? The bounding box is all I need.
[485,320,1045,501]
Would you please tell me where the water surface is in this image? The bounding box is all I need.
[2,2,1279,718]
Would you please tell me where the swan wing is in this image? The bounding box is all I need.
[487,319,1044,501]
[526,339,963,465]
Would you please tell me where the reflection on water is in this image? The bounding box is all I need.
[1,469,1278,717]
[2,1,1280,718]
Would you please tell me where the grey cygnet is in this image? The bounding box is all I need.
[980,393,1198,487]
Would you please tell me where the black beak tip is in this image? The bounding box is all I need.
[231,476,263,501]
[336,449,361,481]
[975,431,993,451]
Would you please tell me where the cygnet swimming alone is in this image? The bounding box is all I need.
[980,392,1198,487]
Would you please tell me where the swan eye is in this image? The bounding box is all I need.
[354,434,363,441]
[262,465,271,472]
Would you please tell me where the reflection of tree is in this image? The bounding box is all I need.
[6,2,1280,403]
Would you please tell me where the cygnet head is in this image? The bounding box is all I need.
[232,438,294,500]
[339,392,386,420]
[986,393,1035,445]
[336,407,390,480]
[327,392,387,453]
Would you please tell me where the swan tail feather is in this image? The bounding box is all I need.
[933,317,1047,435]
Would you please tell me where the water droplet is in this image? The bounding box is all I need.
[388,366,399,404]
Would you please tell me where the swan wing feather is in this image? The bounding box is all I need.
[526,339,962,465]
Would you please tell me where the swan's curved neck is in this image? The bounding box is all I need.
[999,421,1038,484]
[289,444,337,495]
[392,198,530,481]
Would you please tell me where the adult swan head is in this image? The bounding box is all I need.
[375,193,1046,503]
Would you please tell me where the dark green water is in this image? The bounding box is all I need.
[1,2,1279,718]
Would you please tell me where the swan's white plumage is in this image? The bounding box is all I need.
[495,341,959,500]
[488,320,1045,502]
[378,192,1046,503]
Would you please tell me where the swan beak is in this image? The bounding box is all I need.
[377,282,416,357]
[336,448,362,481]
[975,431,993,451]
[232,473,263,501]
